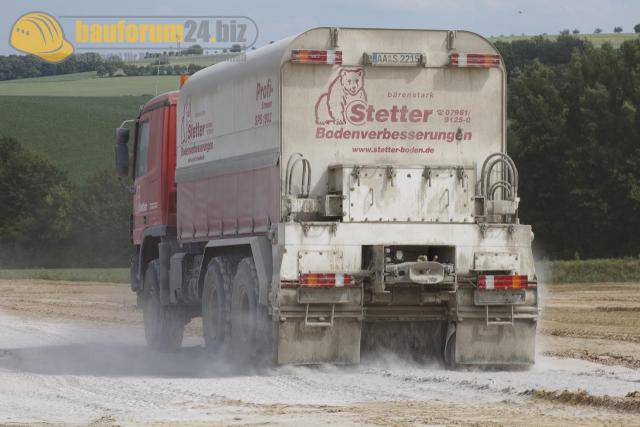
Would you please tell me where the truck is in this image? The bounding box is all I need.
[114,27,538,367]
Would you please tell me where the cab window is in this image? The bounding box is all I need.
[135,121,150,177]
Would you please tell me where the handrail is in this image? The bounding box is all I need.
[480,153,518,201]
[285,153,311,197]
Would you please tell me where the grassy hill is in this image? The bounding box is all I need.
[489,32,638,48]
[0,95,150,183]
[0,71,183,183]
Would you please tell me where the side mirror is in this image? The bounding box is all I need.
[114,127,130,177]
[115,142,129,177]
[115,127,130,144]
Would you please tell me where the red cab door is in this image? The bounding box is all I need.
[132,108,165,244]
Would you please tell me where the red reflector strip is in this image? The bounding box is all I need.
[450,53,500,68]
[300,273,353,287]
[478,275,528,290]
[291,49,342,65]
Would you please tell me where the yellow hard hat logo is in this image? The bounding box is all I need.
[10,12,74,63]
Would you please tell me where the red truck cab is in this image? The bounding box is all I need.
[118,91,179,295]
[131,91,178,245]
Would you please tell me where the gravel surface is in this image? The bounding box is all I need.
[0,279,639,426]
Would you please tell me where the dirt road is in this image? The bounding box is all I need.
[0,279,639,426]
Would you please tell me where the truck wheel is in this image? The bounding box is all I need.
[202,257,232,351]
[444,333,457,369]
[229,257,259,365]
[143,260,185,351]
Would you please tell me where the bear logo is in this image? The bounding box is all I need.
[315,68,367,125]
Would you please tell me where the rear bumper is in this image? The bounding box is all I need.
[274,283,539,365]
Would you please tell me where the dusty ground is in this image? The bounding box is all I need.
[0,279,639,426]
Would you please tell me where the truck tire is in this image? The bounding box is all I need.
[202,257,232,351]
[444,332,457,369]
[143,260,185,351]
[229,257,259,365]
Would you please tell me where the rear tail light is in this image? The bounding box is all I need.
[300,273,353,287]
[291,49,342,65]
[449,53,501,68]
[478,275,529,290]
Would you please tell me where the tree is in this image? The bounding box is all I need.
[186,44,204,55]
[0,137,72,267]
[173,64,186,75]
[187,63,204,74]
[614,26,623,33]
[121,64,140,76]
[594,28,602,34]
[96,65,107,77]
[68,169,131,267]
[494,35,588,81]
[634,23,640,33]
[572,29,580,34]
[104,63,117,77]
[508,61,569,257]
[560,29,571,36]
[505,39,640,258]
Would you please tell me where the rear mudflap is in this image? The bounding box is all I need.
[276,286,363,364]
[454,318,536,365]
[277,317,362,364]
[453,286,538,365]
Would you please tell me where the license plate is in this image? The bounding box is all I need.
[366,52,423,66]
[474,290,526,306]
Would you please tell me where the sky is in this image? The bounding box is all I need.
[1,0,639,54]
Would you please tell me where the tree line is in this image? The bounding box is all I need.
[0,137,130,268]
[499,36,640,259]
[0,50,207,81]
[0,53,104,81]
[96,63,205,78]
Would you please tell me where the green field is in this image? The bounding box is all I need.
[0,268,128,283]
[0,73,179,97]
[537,258,640,283]
[0,95,150,182]
[489,32,638,48]
[0,70,183,182]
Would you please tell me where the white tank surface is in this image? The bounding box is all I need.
[176,28,505,185]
